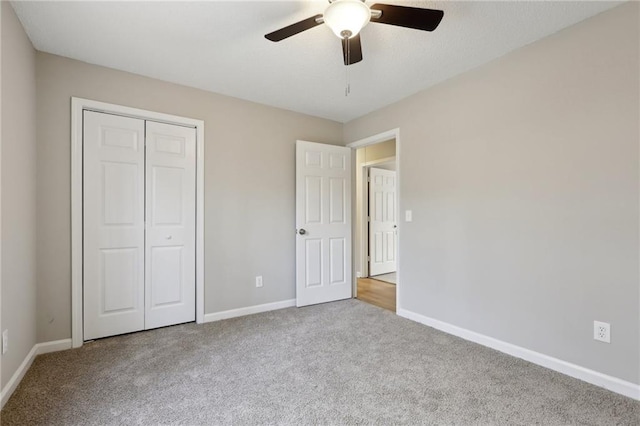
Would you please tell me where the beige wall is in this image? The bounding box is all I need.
[359,139,396,163]
[36,53,343,342]
[1,1,37,389]
[345,3,639,384]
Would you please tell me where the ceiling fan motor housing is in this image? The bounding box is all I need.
[323,0,371,39]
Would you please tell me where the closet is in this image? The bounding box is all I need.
[83,110,196,340]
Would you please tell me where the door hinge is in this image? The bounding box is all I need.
[367,256,370,261]
[367,216,370,222]
[367,177,371,182]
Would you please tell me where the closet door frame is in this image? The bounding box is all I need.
[71,97,205,348]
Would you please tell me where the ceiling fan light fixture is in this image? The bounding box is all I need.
[323,0,371,39]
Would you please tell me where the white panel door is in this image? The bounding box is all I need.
[296,140,352,307]
[369,167,397,276]
[83,111,145,340]
[145,121,196,329]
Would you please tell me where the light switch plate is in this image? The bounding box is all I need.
[405,210,412,222]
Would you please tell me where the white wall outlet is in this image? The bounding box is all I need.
[255,276,263,288]
[593,321,610,343]
[405,210,412,222]
[2,330,8,354]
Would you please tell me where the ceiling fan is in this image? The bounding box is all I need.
[265,0,444,66]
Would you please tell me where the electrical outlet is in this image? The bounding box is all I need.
[2,330,8,354]
[256,276,263,288]
[593,321,610,343]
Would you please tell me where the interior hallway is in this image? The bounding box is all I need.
[356,278,396,312]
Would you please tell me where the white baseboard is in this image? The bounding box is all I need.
[36,339,73,355]
[397,308,640,401]
[203,299,296,323]
[0,345,38,410]
[1,338,72,409]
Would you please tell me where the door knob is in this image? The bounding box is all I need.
[166,235,172,240]
[298,229,307,235]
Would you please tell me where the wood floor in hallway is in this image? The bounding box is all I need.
[356,277,396,312]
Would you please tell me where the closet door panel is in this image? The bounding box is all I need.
[145,121,197,329]
[83,111,145,340]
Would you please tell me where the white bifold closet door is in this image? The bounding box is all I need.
[83,111,196,341]
[83,111,145,340]
[144,121,196,329]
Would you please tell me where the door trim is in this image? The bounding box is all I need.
[347,128,400,309]
[71,97,205,348]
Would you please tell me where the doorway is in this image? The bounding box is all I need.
[348,132,399,312]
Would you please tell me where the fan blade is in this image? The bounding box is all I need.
[265,14,323,41]
[370,4,443,32]
[342,34,363,66]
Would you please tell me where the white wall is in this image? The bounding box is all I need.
[344,3,639,385]
[1,1,37,389]
[35,52,343,342]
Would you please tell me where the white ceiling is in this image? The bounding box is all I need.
[11,1,621,123]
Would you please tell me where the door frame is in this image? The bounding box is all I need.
[71,97,205,348]
[347,128,400,309]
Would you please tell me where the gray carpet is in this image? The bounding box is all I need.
[1,299,638,425]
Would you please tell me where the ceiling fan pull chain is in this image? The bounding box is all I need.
[345,35,351,97]
[345,66,350,97]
